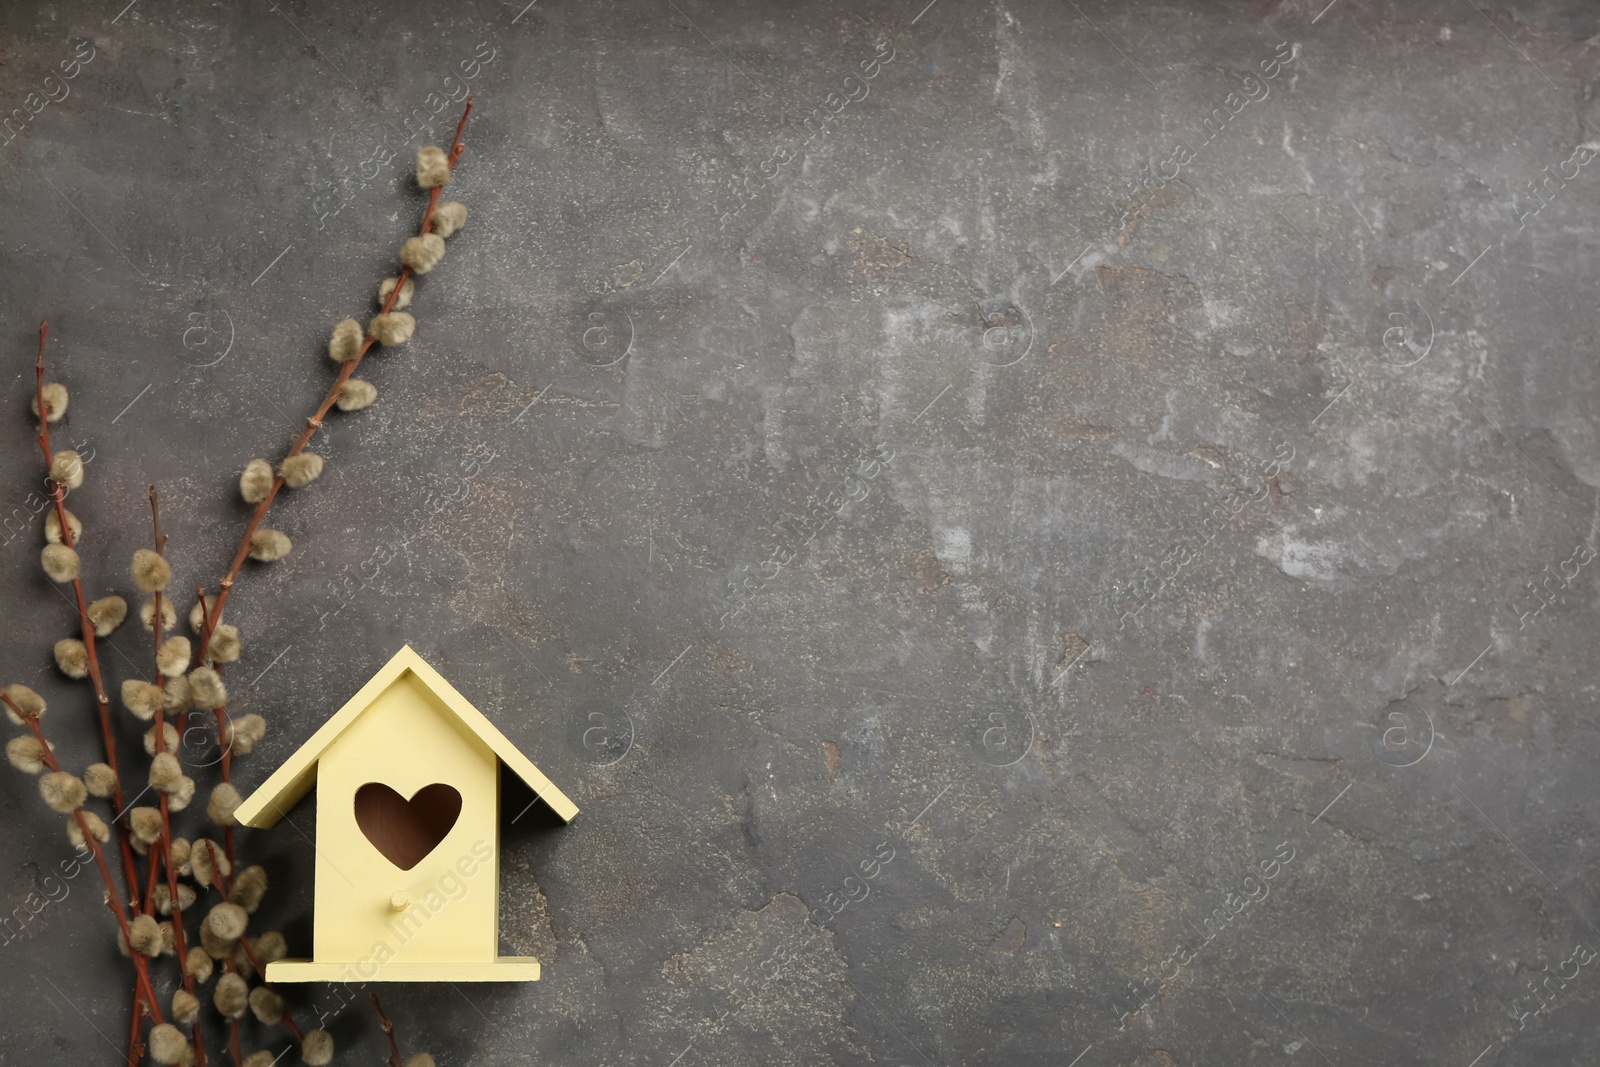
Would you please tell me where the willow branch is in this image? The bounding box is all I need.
[33,321,142,909]
[125,977,145,1067]
[369,994,405,1067]
[196,97,475,663]
[235,935,304,1043]
[5,695,164,1021]
[204,851,304,1044]
[142,490,208,1065]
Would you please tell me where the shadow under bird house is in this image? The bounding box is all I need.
[232,645,577,982]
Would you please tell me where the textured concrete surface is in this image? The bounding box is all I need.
[2,0,1600,1064]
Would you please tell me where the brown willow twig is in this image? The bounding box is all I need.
[191,584,237,869]
[160,827,207,1067]
[235,935,304,1043]
[3,693,165,1021]
[147,495,179,899]
[131,489,175,1067]
[102,896,165,1025]
[196,96,475,663]
[33,321,142,908]
[201,846,305,1045]
[144,491,208,1067]
[125,975,145,1067]
[196,845,247,1067]
[193,586,231,773]
[369,994,405,1067]
[141,834,161,914]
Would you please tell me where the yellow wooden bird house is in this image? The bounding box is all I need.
[232,645,577,982]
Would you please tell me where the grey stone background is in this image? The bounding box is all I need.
[2,0,1599,1064]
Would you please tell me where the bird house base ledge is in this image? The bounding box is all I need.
[265,957,541,983]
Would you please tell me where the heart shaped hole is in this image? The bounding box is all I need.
[353,782,463,871]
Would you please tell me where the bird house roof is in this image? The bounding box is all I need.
[232,644,577,829]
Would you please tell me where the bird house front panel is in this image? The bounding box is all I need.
[312,669,501,974]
